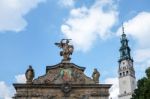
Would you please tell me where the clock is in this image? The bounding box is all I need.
[122,61,126,66]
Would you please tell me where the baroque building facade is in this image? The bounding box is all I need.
[13,39,111,99]
[118,28,136,99]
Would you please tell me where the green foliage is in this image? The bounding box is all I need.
[146,67,150,79]
[131,67,150,99]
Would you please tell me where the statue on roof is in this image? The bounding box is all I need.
[92,68,100,83]
[55,39,74,62]
[25,65,35,84]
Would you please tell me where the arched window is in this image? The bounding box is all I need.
[124,91,126,94]
[126,71,128,75]
[123,72,125,76]
[120,73,122,76]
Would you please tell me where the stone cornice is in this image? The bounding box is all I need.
[13,83,111,89]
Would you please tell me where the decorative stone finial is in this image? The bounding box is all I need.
[25,65,35,84]
[122,23,125,35]
[55,39,74,63]
[92,68,100,84]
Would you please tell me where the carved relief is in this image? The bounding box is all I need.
[33,64,94,84]
[61,83,72,97]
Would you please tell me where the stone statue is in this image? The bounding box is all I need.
[55,39,74,62]
[25,65,35,84]
[92,68,100,83]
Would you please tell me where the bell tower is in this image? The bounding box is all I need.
[118,25,136,99]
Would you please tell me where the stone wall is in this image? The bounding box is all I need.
[13,84,111,99]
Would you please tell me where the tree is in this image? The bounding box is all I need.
[131,67,150,99]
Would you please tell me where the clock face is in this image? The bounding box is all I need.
[120,61,126,68]
[122,62,126,66]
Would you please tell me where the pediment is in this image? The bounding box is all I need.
[33,63,94,84]
[46,63,86,73]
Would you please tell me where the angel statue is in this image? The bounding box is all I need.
[55,39,74,62]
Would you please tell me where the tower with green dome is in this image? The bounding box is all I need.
[118,25,136,99]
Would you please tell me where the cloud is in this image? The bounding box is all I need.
[134,49,150,63]
[0,0,46,32]
[104,77,119,99]
[117,12,150,49]
[0,81,14,99]
[15,74,26,83]
[0,74,26,99]
[58,0,76,7]
[134,49,150,74]
[61,0,118,52]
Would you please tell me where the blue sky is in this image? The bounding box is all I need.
[0,0,150,99]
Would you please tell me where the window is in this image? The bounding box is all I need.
[123,72,125,76]
[120,73,122,76]
[126,71,128,75]
[124,91,126,94]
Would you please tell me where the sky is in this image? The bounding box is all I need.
[0,0,150,99]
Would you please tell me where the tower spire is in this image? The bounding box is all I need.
[122,23,125,34]
[119,25,133,62]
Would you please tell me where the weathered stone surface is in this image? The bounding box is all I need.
[13,84,111,99]
[33,63,94,84]
[13,63,111,99]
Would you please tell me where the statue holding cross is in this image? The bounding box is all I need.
[55,39,74,63]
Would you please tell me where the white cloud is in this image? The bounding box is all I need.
[0,0,46,32]
[0,74,26,99]
[0,81,14,99]
[134,49,150,63]
[134,49,150,75]
[15,74,26,83]
[105,77,119,99]
[61,0,118,52]
[59,0,76,7]
[117,12,150,49]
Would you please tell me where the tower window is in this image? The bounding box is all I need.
[126,71,128,75]
[123,72,125,76]
[123,51,125,56]
[120,73,122,76]
[124,91,126,94]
